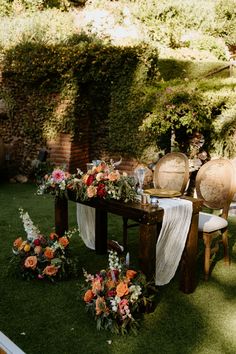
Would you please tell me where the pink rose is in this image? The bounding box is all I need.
[108,171,120,182]
[87,185,97,198]
[52,169,65,183]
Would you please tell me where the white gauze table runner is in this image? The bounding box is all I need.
[76,203,95,250]
[155,198,192,286]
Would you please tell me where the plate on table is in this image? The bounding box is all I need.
[144,188,182,198]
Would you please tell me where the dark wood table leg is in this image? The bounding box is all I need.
[55,196,68,236]
[179,213,199,294]
[139,222,162,280]
[95,208,108,254]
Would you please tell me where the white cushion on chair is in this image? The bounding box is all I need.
[198,212,228,233]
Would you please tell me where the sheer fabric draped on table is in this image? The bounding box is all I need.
[76,197,193,286]
[76,203,95,250]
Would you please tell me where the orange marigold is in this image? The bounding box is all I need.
[116,281,129,297]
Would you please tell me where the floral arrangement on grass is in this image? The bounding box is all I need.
[37,161,137,203]
[82,251,155,334]
[10,208,77,281]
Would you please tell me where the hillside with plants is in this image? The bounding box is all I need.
[0,0,236,176]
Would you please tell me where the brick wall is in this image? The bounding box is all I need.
[46,132,140,175]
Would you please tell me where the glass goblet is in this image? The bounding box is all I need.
[135,167,146,195]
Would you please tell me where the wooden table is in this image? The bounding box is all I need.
[55,191,202,294]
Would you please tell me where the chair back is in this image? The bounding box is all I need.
[195,158,235,218]
[153,152,189,194]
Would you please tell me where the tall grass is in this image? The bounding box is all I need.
[0,182,236,354]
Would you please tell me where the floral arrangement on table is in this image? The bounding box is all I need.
[82,251,155,334]
[37,161,137,203]
[10,208,77,281]
[37,167,79,198]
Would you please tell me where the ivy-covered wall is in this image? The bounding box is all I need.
[0,36,159,174]
[1,32,236,177]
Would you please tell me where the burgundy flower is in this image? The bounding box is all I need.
[107,290,116,297]
[33,238,41,246]
[86,175,95,186]
[97,183,106,198]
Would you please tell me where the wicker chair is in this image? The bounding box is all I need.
[195,158,235,280]
[122,152,190,250]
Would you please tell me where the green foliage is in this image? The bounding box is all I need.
[1,0,236,165]
[1,32,159,156]
[0,0,72,15]
[139,84,213,153]
[0,9,77,49]
[188,35,228,61]
[0,0,12,16]
[214,0,236,45]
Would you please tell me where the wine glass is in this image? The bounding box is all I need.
[135,167,146,194]
[86,163,94,172]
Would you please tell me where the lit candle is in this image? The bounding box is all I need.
[125,252,130,267]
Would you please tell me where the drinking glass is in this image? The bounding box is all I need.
[135,167,146,194]
[86,163,94,172]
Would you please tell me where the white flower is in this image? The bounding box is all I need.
[129,285,142,303]
[96,172,104,181]
[19,208,40,241]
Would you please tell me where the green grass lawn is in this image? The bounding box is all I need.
[0,182,236,354]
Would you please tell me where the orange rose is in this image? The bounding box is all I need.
[24,256,37,269]
[34,245,42,255]
[83,289,94,302]
[95,296,108,315]
[126,270,137,280]
[58,236,69,248]
[43,265,58,276]
[13,237,23,248]
[108,171,120,182]
[116,281,129,297]
[44,247,54,259]
[92,279,102,294]
[49,232,58,240]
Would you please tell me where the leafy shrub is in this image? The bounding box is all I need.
[0,9,76,49]
[189,35,228,61]
[214,0,236,45]
[139,84,213,152]
[0,0,72,15]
